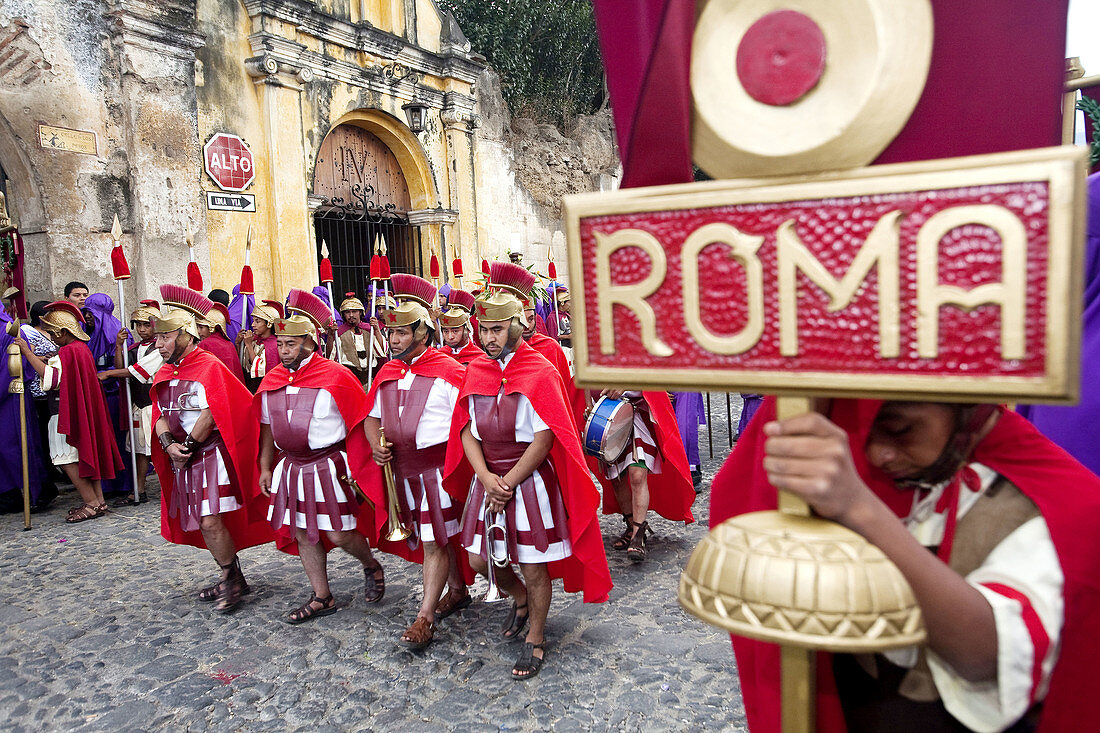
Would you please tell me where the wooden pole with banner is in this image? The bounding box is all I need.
[571,2,1089,727]
[110,214,142,505]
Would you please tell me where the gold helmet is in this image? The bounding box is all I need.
[441,289,475,329]
[202,302,230,336]
[154,308,200,338]
[130,299,160,326]
[252,299,284,326]
[473,291,524,323]
[381,301,432,330]
[338,292,365,314]
[273,314,317,342]
[40,301,89,342]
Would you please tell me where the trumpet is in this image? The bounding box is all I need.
[483,502,509,603]
[379,427,413,542]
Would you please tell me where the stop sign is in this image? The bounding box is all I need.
[203,133,255,191]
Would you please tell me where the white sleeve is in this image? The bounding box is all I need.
[260,392,271,425]
[516,394,550,434]
[127,348,164,383]
[368,394,381,419]
[192,382,210,411]
[441,380,460,411]
[927,516,1063,733]
[467,395,481,441]
[41,356,62,391]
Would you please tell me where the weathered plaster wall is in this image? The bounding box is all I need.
[472,68,621,279]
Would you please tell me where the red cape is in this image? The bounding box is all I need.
[439,338,483,365]
[254,353,379,555]
[57,341,124,480]
[709,398,1100,733]
[364,347,470,577]
[442,341,612,603]
[198,332,245,384]
[526,332,587,423]
[151,348,273,551]
[591,391,695,524]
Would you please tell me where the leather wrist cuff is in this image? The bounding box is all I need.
[158,432,177,451]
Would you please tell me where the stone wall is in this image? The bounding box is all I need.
[473,68,621,276]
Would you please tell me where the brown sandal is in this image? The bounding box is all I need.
[213,556,247,614]
[399,616,435,649]
[199,556,252,602]
[434,587,472,621]
[612,514,633,550]
[65,503,104,523]
[626,520,651,563]
[363,560,385,603]
[285,592,338,625]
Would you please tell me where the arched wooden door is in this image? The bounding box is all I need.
[312,123,423,302]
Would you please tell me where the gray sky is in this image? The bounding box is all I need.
[1068,0,1099,74]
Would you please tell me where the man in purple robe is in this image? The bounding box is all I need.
[0,315,50,512]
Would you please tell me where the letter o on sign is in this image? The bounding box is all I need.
[203,133,256,191]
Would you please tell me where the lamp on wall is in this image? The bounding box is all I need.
[402,101,430,134]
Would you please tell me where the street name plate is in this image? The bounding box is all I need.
[37,124,97,155]
[205,191,256,212]
[564,147,1087,402]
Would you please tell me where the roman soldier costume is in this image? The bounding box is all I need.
[197,302,245,383]
[438,288,483,364]
[150,285,272,611]
[328,292,385,384]
[122,299,164,458]
[246,298,282,384]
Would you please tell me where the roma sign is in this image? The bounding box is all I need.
[564,147,1088,402]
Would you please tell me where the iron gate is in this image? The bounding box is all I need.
[313,183,423,301]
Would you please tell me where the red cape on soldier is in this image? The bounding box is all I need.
[252,348,379,555]
[442,338,612,603]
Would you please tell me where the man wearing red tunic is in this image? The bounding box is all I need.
[255,313,384,623]
[197,302,246,384]
[324,293,385,386]
[365,289,471,649]
[588,389,695,562]
[150,286,272,613]
[713,399,1100,732]
[444,292,611,680]
[437,288,483,365]
[240,299,281,389]
[15,300,124,522]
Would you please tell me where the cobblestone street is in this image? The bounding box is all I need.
[0,399,746,732]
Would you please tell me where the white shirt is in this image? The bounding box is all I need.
[887,463,1063,733]
[466,352,549,442]
[367,349,459,447]
[127,342,164,383]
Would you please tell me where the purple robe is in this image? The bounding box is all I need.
[1017,173,1100,476]
[737,395,764,440]
[0,327,46,508]
[671,391,705,469]
[228,285,256,344]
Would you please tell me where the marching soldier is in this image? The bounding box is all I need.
[325,292,386,386]
[444,292,611,679]
[197,302,246,383]
[438,288,483,364]
[255,298,384,624]
[150,285,272,613]
[365,276,470,648]
[240,298,282,389]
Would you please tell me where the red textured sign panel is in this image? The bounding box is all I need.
[564,148,1086,402]
[203,133,255,192]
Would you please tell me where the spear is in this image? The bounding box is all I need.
[367,235,387,385]
[319,240,342,363]
[452,257,464,291]
[239,225,254,343]
[111,214,142,504]
[186,233,203,292]
[548,247,561,343]
[429,251,443,337]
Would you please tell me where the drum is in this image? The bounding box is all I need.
[583,397,635,462]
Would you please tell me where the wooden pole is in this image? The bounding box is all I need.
[775,395,815,733]
[115,281,142,504]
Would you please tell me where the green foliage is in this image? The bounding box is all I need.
[440,0,605,124]
[1077,95,1100,168]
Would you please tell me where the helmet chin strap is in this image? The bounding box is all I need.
[393,336,427,363]
[166,332,192,365]
[491,330,522,362]
[895,404,998,489]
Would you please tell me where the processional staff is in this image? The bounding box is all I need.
[318,240,342,363]
[111,214,142,505]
